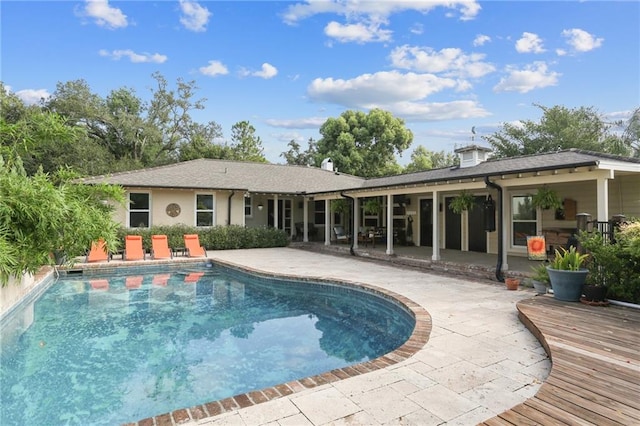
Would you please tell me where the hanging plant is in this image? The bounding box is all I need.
[531,186,563,210]
[331,198,350,214]
[449,190,475,214]
[363,198,382,215]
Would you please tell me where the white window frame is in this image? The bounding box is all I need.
[511,194,537,248]
[127,191,151,228]
[195,193,216,227]
[244,196,253,218]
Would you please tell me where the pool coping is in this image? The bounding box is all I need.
[63,257,432,426]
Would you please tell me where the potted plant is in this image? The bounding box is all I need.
[363,197,382,215]
[531,186,562,211]
[530,262,550,294]
[449,190,475,214]
[547,246,589,301]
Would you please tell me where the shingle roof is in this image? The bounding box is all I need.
[80,159,365,194]
[80,150,640,195]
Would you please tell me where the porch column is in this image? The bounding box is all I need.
[353,197,360,249]
[596,176,609,221]
[274,194,279,230]
[502,189,509,271]
[432,189,440,260]
[324,199,331,245]
[303,197,309,242]
[386,193,393,255]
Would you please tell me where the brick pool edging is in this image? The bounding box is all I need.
[125,258,433,426]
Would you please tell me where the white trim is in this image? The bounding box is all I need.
[127,191,151,228]
[195,192,216,227]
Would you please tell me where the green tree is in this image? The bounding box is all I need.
[228,120,267,162]
[403,146,457,173]
[280,138,317,165]
[623,107,640,157]
[315,109,413,177]
[484,104,632,158]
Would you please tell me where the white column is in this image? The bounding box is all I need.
[324,199,331,245]
[353,197,360,249]
[273,194,279,230]
[596,176,609,221]
[432,189,440,261]
[502,190,509,271]
[386,193,393,255]
[303,198,309,242]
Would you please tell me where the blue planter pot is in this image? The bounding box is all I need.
[547,267,588,302]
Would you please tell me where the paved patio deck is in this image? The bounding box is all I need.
[160,247,552,425]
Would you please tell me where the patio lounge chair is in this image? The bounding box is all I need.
[124,235,146,261]
[184,234,207,257]
[86,239,110,263]
[151,235,173,259]
[333,226,350,244]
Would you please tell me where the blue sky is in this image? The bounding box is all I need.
[2,1,639,164]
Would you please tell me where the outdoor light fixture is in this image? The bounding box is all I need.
[257,203,264,211]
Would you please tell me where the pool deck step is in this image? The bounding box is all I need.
[479,296,640,426]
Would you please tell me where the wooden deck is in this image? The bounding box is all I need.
[480,296,640,426]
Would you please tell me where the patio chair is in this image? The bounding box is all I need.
[184,234,207,257]
[124,235,146,261]
[333,226,350,244]
[86,239,110,263]
[151,235,173,259]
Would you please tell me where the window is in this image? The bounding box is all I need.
[244,196,252,217]
[129,192,150,228]
[196,194,215,227]
[512,195,536,246]
[314,200,325,225]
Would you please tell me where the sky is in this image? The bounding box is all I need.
[2,0,639,164]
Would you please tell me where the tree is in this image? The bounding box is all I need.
[403,146,457,173]
[622,107,640,157]
[228,121,267,162]
[484,104,632,158]
[281,138,317,166]
[315,109,413,177]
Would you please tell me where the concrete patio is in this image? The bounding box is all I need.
[176,247,551,425]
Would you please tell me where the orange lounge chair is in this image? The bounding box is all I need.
[124,235,146,261]
[184,234,207,257]
[151,235,173,259]
[86,239,110,263]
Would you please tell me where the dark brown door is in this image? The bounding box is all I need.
[419,199,433,247]
[468,196,487,252]
[445,197,461,250]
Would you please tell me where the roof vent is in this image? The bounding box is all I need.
[454,145,492,168]
[321,158,333,172]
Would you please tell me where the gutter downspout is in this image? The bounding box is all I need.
[340,192,356,256]
[227,191,235,226]
[484,177,504,282]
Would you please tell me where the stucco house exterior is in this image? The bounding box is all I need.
[81,147,640,272]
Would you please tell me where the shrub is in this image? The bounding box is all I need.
[118,224,289,252]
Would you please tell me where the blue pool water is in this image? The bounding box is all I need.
[0,265,414,425]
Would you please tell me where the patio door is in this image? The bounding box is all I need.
[468,196,487,252]
[267,199,292,234]
[445,197,461,250]
[419,199,433,247]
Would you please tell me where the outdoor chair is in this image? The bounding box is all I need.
[124,235,146,261]
[151,235,173,259]
[184,234,207,257]
[333,226,350,244]
[86,239,110,263]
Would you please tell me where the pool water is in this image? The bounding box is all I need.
[0,265,414,425]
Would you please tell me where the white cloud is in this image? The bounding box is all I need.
[494,62,560,93]
[240,63,279,79]
[179,0,211,32]
[282,1,481,25]
[389,45,495,78]
[324,21,392,43]
[199,60,229,77]
[15,89,51,105]
[473,34,491,47]
[265,117,327,129]
[561,28,603,53]
[80,0,128,29]
[515,32,545,53]
[389,100,491,121]
[99,49,167,63]
[410,23,424,35]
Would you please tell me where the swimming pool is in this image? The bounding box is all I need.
[0,263,415,425]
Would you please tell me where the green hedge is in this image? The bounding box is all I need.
[117,224,289,252]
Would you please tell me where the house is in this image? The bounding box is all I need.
[81,148,640,273]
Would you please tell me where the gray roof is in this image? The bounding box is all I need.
[81,150,640,195]
[80,159,365,194]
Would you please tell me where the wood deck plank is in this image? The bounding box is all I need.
[479,296,640,426]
